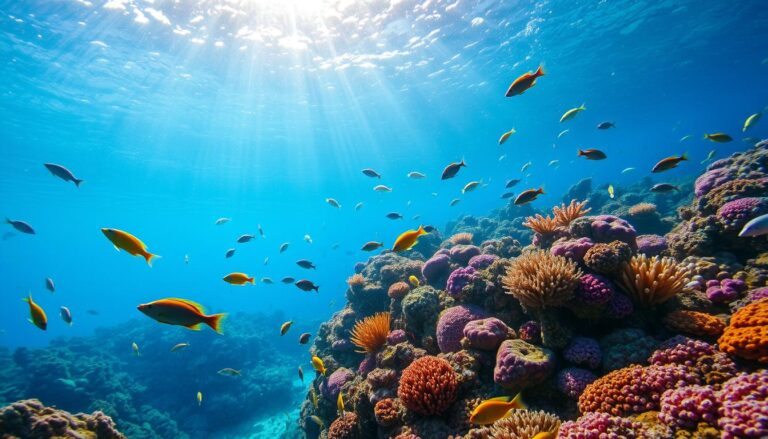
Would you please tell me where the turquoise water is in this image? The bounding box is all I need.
[0,0,766,435]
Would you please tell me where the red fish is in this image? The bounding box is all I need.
[505,65,545,97]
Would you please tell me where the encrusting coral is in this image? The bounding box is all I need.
[0,398,125,439]
[502,250,582,311]
[718,299,768,363]
[350,312,391,354]
[617,254,688,305]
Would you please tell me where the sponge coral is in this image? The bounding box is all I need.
[327,412,359,439]
[502,250,582,311]
[718,299,768,363]
[487,409,561,438]
[397,356,458,416]
[617,254,688,306]
[0,399,125,439]
[350,312,390,354]
[663,310,725,337]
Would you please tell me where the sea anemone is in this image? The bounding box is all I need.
[502,250,582,310]
[450,232,474,245]
[617,254,688,306]
[350,312,391,354]
[347,273,366,288]
[488,409,561,439]
[522,214,560,235]
[554,199,592,227]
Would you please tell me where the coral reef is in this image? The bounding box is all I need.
[617,254,688,306]
[494,339,554,390]
[0,399,125,438]
[350,312,390,354]
[502,250,582,311]
[397,356,457,416]
[718,299,768,363]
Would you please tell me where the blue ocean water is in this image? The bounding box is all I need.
[0,0,766,436]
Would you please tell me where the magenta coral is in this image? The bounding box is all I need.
[717,197,768,232]
[550,237,595,263]
[387,329,407,345]
[718,371,768,439]
[421,253,451,284]
[706,278,747,303]
[557,367,597,399]
[695,167,731,197]
[436,305,488,353]
[659,385,719,429]
[636,234,668,257]
[559,412,644,438]
[462,318,513,351]
[571,215,638,249]
[563,337,602,369]
[397,356,458,416]
[494,339,554,390]
[573,274,614,306]
[449,245,481,265]
[468,253,498,270]
[445,266,477,297]
[321,368,355,400]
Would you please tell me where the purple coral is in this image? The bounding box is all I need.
[747,287,768,303]
[717,197,768,232]
[637,234,668,257]
[550,237,595,264]
[358,355,376,376]
[695,167,731,197]
[572,215,638,249]
[559,412,644,438]
[446,266,477,297]
[718,371,768,438]
[573,274,614,306]
[421,253,451,284]
[564,337,602,369]
[557,367,597,399]
[468,254,498,270]
[659,385,719,429]
[649,336,716,367]
[518,320,541,344]
[706,278,747,303]
[387,329,407,345]
[606,293,634,319]
[320,368,355,400]
[436,305,488,353]
[449,245,481,265]
[462,318,513,351]
[493,339,554,390]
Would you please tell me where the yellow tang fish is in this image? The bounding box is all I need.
[132,342,140,356]
[392,226,427,252]
[101,228,160,267]
[560,103,586,123]
[223,272,255,285]
[280,321,293,336]
[408,275,420,287]
[608,184,615,199]
[743,113,761,132]
[311,356,327,375]
[24,293,47,330]
[337,391,345,414]
[469,393,527,425]
[138,298,226,334]
[197,391,202,407]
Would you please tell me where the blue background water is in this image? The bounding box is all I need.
[0,0,766,350]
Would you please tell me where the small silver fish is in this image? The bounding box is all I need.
[225,248,235,258]
[44,163,83,187]
[679,135,693,142]
[60,306,72,326]
[548,160,559,167]
[237,234,255,243]
[701,150,716,164]
[258,224,265,238]
[304,234,312,244]
[449,198,461,206]
[520,161,532,173]
[557,129,569,139]
[171,342,190,352]
[354,202,364,211]
[739,213,768,237]
[373,184,392,192]
[263,257,269,265]
[279,242,290,253]
[621,167,635,174]
[45,277,55,293]
[362,168,381,179]
[215,217,231,225]
[407,171,426,179]
[325,198,341,208]
[462,181,481,193]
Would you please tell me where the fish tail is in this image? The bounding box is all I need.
[207,313,227,334]
[314,285,320,293]
[249,277,256,284]
[538,187,545,194]
[74,179,84,188]
[577,149,584,156]
[510,392,527,410]
[536,65,545,76]
[580,103,586,110]
[144,252,160,267]
[681,152,689,161]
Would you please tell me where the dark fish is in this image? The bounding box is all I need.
[225,248,235,258]
[279,242,289,253]
[361,241,384,251]
[86,309,99,316]
[652,153,688,173]
[514,188,544,205]
[578,149,607,160]
[361,168,381,179]
[281,277,295,284]
[501,192,515,199]
[297,259,316,269]
[237,234,255,243]
[299,333,311,344]
[45,277,55,293]
[449,198,460,206]
[295,280,319,292]
[386,212,403,220]
[505,179,521,188]
[423,225,436,233]
[597,121,615,130]
[258,224,265,238]
[60,306,73,325]
[651,183,679,193]
[441,160,466,180]
[298,366,304,382]
[44,163,83,188]
[506,65,544,97]
[6,219,35,234]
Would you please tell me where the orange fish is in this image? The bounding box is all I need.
[223,272,255,285]
[532,432,556,439]
[101,228,159,267]
[652,153,688,173]
[24,293,47,330]
[505,65,545,97]
[469,394,527,425]
[392,226,427,252]
[138,298,226,334]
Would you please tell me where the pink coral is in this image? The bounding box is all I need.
[718,371,768,438]
[436,305,488,353]
[560,412,644,438]
[659,384,719,429]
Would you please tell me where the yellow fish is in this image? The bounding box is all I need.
[311,356,326,375]
[703,133,733,143]
[408,275,420,287]
[101,228,160,267]
[310,388,318,409]
[498,129,516,145]
[309,415,324,429]
[223,272,255,285]
[280,321,293,336]
[197,391,202,407]
[132,342,140,356]
[392,226,427,252]
[23,294,47,330]
[469,393,527,425]
[337,391,345,414]
[532,432,556,439]
[560,103,586,123]
[608,184,615,199]
[743,113,761,132]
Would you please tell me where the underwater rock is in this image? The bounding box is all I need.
[563,178,592,204]
[0,398,125,438]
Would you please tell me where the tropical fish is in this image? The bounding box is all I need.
[297,259,316,269]
[596,121,615,129]
[548,160,559,167]
[506,179,521,188]
[531,432,556,439]
[298,366,304,382]
[171,342,190,352]
[514,188,544,205]
[237,234,255,243]
[55,307,72,328]
[501,192,515,199]
[354,202,364,211]
[469,393,527,425]
[520,161,532,173]
[304,234,313,244]
[218,368,241,376]
[184,254,189,265]
[462,181,481,193]
[263,257,269,265]
[608,184,615,199]
[325,198,341,208]
[498,129,516,145]
[337,391,345,414]
[408,171,426,179]
[197,391,202,407]
[498,155,506,161]
[279,242,290,253]
[408,275,420,287]
[362,168,381,179]
[704,133,732,143]
[101,228,158,266]
[651,183,679,193]
[560,104,586,123]
[309,415,324,429]
[299,333,310,344]
[621,167,635,174]
[281,277,295,284]
[44,163,83,187]
[578,149,607,160]
[557,129,569,139]
[679,135,693,142]
[138,298,226,334]
[652,153,688,173]
[450,198,461,206]
[374,184,392,192]
[280,321,293,335]
[132,342,140,356]
[45,277,55,293]
[24,294,47,330]
[739,213,768,237]
[393,226,427,252]
[225,248,235,258]
[311,356,326,375]
[386,212,403,220]
[6,219,35,234]
[441,160,466,180]
[261,277,274,284]
[361,241,384,251]
[743,113,761,132]
[223,273,255,285]
[701,150,717,164]
[295,280,319,292]
[215,217,230,225]
[505,65,544,97]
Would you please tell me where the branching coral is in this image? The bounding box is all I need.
[450,232,474,245]
[554,199,592,227]
[522,214,560,235]
[350,312,391,354]
[617,254,688,306]
[502,250,582,310]
[718,299,768,363]
[397,356,458,416]
[663,310,725,337]
[487,409,561,439]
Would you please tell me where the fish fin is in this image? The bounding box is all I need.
[249,277,255,284]
[536,65,545,76]
[113,245,121,252]
[186,323,202,331]
[487,396,513,402]
[580,103,586,110]
[681,152,689,161]
[510,392,527,410]
[703,134,709,139]
[168,298,206,313]
[144,253,160,267]
[577,149,584,156]
[74,179,84,188]
[538,187,545,194]
[207,313,227,334]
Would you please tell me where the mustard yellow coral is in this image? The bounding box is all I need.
[617,255,688,306]
[502,250,582,310]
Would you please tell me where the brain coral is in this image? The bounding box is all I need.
[502,250,582,311]
[718,299,768,363]
[494,339,554,390]
[718,371,768,439]
[397,356,458,417]
[445,266,477,297]
[663,310,725,337]
[436,305,488,353]
[462,317,513,351]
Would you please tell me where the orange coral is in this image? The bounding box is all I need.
[374,398,402,427]
[628,202,657,217]
[397,356,458,416]
[450,232,474,245]
[387,281,410,299]
[663,310,725,337]
[553,199,592,227]
[328,412,359,439]
[522,214,561,235]
[503,250,582,310]
[347,274,365,288]
[350,312,390,354]
[718,299,768,363]
[617,255,688,306]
